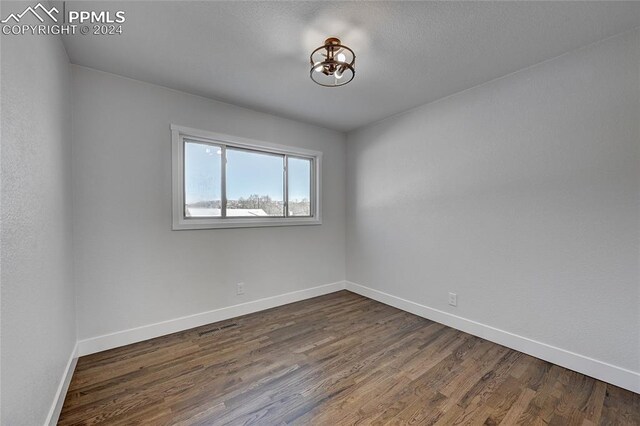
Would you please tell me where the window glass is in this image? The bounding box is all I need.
[184,140,222,217]
[226,148,285,217]
[288,157,312,217]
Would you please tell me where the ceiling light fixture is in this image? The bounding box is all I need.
[310,37,355,87]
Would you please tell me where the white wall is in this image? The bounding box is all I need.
[71,66,346,341]
[0,11,76,426]
[347,29,640,378]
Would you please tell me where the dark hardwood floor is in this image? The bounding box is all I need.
[59,291,639,425]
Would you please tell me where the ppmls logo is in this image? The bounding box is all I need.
[1,3,59,24]
[2,2,125,36]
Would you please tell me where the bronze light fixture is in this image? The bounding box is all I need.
[310,37,356,87]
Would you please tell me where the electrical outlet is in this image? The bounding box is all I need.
[448,292,457,307]
[236,282,245,295]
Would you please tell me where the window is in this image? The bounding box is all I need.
[172,125,321,229]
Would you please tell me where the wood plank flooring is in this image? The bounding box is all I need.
[59,291,640,425]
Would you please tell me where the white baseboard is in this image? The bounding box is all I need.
[77,281,346,357]
[45,342,78,426]
[345,281,640,394]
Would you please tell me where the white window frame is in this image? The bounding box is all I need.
[171,124,322,230]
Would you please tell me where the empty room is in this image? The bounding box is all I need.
[2,1,639,424]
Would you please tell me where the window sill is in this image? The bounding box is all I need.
[172,216,322,230]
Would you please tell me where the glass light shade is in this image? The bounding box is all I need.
[309,38,355,87]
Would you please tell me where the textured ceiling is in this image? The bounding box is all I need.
[60,1,640,131]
